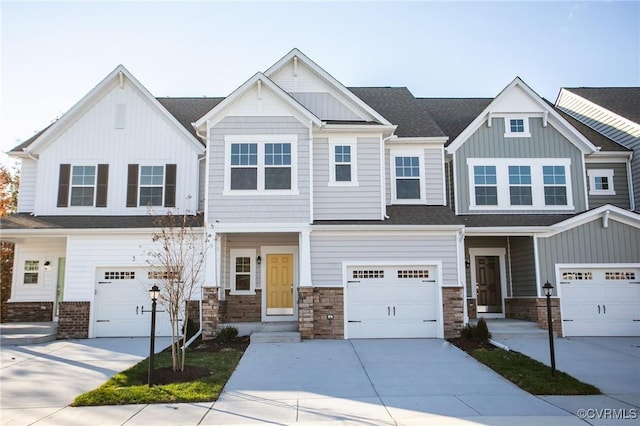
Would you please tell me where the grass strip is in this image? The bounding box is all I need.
[72,348,242,406]
[471,348,600,395]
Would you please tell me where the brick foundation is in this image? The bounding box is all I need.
[505,297,561,336]
[201,287,219,340]
[4,302,54,322]
[57,302,90,339]
[442,287,464,338]
[466,298,477,319]
[219,290,261,323]
[186,300,200,329]
[298,287,343,339]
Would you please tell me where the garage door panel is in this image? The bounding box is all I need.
[559,266,640,337]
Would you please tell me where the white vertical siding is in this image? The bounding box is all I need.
[34,81,201,215]
[17,158,37,212]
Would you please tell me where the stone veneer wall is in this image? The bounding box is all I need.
[4,302,54,322]
[219,290,262,323]
[466,298,477,319]
[298,287,343,339]
[505,297,561,336]
[442,287,464,338]
[201,287,219,340]
[57,302,90,339]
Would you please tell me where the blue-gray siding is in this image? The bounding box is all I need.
[455,117,587,214]
[208,116,310,223]
[586,162,631,210]
[290,93,361,121]
[509,236,536,297]
[385,146,446,205]
[314,137,382,220]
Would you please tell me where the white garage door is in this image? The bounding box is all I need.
[346,265,440,338]
[559,266,640,337]
[94,268,173,337]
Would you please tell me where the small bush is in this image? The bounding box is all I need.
[460,318,492,341]
[216,326,238,341]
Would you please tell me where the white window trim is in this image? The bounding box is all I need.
[138,164,165,207]
[230,248,256,295]
[587,169,616,196]
[223,134,299,196]
[467,158,574,210]
[69,165,97,207]
[329,138,359,187]
[504,116,531,138]
[23,259,40,285]
[390,149,426,204]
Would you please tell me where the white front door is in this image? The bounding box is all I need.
[94,268,172,337]
[558,266,640,336]
[346,264,441,338]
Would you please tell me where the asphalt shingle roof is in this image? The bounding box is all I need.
[564,87,640,125]
[348,87,446,138]
[555,108,630,152]
[156,97,224,140]
[0,213,204,230]
[418,98,492,143]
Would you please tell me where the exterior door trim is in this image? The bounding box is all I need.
[260,245,298,322]
[469,248,508,318]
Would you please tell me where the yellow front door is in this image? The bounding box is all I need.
[266,254,294,315]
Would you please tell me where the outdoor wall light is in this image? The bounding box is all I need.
[43,261,51,271]
[257,255,262,265]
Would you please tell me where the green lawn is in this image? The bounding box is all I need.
[471,348,600,395]
[72,348,243,406]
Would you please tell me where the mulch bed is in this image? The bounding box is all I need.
[447,337,496,353]
[151,336,250,385]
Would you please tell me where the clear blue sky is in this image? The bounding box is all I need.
[1,1,639,165]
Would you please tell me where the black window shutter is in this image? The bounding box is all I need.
[126,164,139,207]
[164,164,177,207]
[96,164,109,207]
[57,164,71,207]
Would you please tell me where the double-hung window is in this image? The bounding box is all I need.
[23,260,39,284]
[70,166,96,206]
[473,165,498,206]
[230,249,255,294]
[139,166,164,206]
[329,139,358,186]
[543,166,567,206]
[225,135,298,194]
[508,166,532,205]
[395,156,421,200]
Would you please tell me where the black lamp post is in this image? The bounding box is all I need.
[542,281,556,377]
[148,284,160,387]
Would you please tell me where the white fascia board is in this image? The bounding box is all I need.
[25,65,204,155]
[0,227,204,238]
[311,225,463,233]
[317,124,397,136]
[464,227,551,236]
[264,48,392,126]
[387,136,449,145]
[193,72,322,129]
[212,222,311,233]
[446,77,598,155]
[543,204,640,236]
[585,151,632,163]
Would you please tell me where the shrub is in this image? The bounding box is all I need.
[216,326,239,341]
[460,318,492,341]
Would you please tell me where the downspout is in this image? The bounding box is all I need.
[627,152,635,211]
[182,126,210,349]
[381,134,395,219]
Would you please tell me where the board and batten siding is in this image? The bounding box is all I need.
[585,162,631,210]
[314,137,382,220]
[17,158,37,213]
[207,116,310,223]
[509,236,537,297]
[34,81,201,215]
[537,219,640,294]
[311,232,460,287]
[455,117,587,214]
[64,233,205,301]
[290,93,361,121]
[10,241,66,302]
[385,146,446,205]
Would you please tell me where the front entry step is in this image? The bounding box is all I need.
[250,331,301,343]
[0,322,58,345]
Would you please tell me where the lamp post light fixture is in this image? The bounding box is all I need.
[147,284,160,387]
[542,281,556,377]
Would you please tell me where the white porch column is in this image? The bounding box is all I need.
[205,231,218,288]
[299,229,312,287]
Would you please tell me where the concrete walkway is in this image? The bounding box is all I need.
[1,337,638,425]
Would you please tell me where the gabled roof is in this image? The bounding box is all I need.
[157,97,224,139]
[348,87,445,138]
[545,204,640,236]
[265,48,392,127]
[446,77,599,154]
[418,98,492,143]
[560,87,640,125]
[12,65,204,156]
[193,72,322,129]
[554,107,630,152]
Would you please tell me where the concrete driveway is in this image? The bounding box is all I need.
[0,337,171,425]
